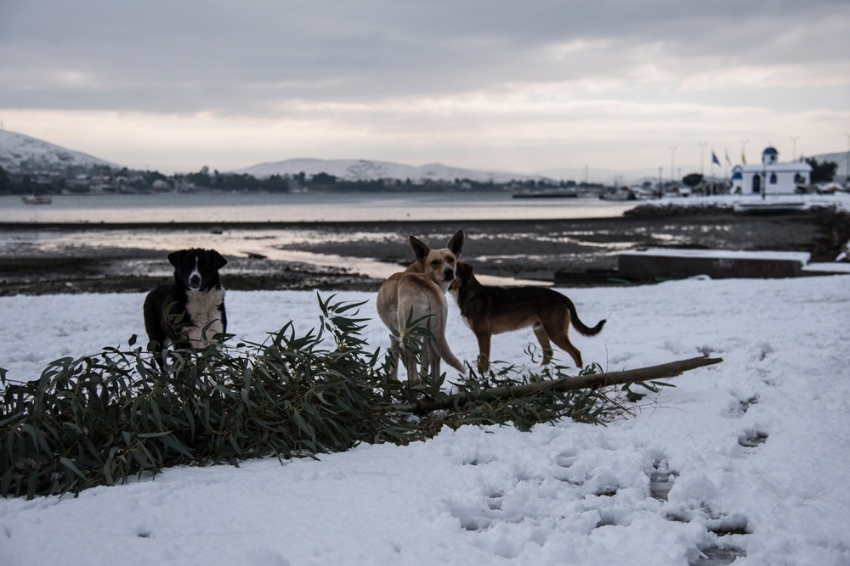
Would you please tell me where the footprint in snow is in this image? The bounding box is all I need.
[697,345,721,356]
[645,460,751,565]
[726,394,759,418]
[738,429,768,448]
[650,471,677,501]
[754,342,774,362]
[693,512,749,564]
[649,460,677,501]
[462,452,498,466]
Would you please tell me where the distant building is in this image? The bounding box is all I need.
[730,147,811,195]
[151,179,172,192]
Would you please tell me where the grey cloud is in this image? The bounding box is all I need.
[0,0,847,114]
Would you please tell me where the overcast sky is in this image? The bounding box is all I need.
[1,0,848,175]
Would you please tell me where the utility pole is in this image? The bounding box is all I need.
[789,136,800,161]
[697,142,708,176]
[845,133,850,185]
[667,146,677,186]
[658,166,662,192]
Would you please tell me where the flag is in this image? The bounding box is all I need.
[712,151,721,166]
[725,149,732,166]
[741,151,747,164]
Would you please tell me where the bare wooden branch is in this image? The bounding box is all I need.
[410,355,723,414]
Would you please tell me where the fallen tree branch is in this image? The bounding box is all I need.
[410,355,723,414]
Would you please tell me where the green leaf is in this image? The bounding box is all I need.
[60,457,88,481]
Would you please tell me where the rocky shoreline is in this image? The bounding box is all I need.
[0,205,847,296]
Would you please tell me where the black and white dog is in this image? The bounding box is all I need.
[144,248,228,357]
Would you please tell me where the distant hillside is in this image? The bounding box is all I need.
[0,130,115,172]
[234,158,548,184]
[2,128,844,184]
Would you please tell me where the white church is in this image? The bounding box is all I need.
[730,147,812,195]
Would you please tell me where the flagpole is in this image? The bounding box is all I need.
[708,158,714,196]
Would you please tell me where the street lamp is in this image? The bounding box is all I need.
[697,142,708,176]
[789,136,800,161]
[762,157,767,201]
[845,133,850,185]
[667,146,677,186]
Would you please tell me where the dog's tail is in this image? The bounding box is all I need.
[433,334,465,373]
[564,297,606,336]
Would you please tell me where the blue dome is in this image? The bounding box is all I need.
[762,147,778,155]
[731,171,743,180]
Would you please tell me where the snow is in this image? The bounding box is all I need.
[0,130,115,172]
[803,263,850,274]
[233,157,548,184]
[620,249,812,263]
[637,192,850,212]
[1,275,850,565]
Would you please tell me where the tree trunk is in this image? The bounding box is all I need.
[410,355,722,414]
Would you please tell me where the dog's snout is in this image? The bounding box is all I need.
[443,268,454,281]
[189,274,202,288]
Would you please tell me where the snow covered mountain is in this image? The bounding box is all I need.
[0,130,115,172]
[234,158,548,184]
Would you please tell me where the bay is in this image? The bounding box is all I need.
[0,192,636,223]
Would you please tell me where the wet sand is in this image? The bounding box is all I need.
[0,206,845,296]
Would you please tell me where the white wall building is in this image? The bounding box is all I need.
[730,147,811,195]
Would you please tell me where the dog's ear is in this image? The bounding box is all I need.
[167,250,184,268]
[208,249,227,270]
[409,236,431,262]
[447,230,464,257]
[458,261,473,281]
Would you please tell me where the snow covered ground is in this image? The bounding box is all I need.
[1,276,849,566]
[639,192,850,213]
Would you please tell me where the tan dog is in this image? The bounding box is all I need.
[377,230,466,382]
[450,262,605,372]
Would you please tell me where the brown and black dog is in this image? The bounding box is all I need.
[450,262,605,372]
[377,230,466,382]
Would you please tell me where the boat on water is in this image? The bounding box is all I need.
[22,194,52,205]
[599,187,636,201]
[512,188,578,199]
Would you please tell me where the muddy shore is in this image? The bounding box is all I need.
[0,205,846,296]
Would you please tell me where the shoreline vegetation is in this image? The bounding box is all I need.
[0,204,847,297]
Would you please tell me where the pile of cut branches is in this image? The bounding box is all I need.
[1,295,720,499]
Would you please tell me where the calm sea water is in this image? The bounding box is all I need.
[0,192,637,223]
